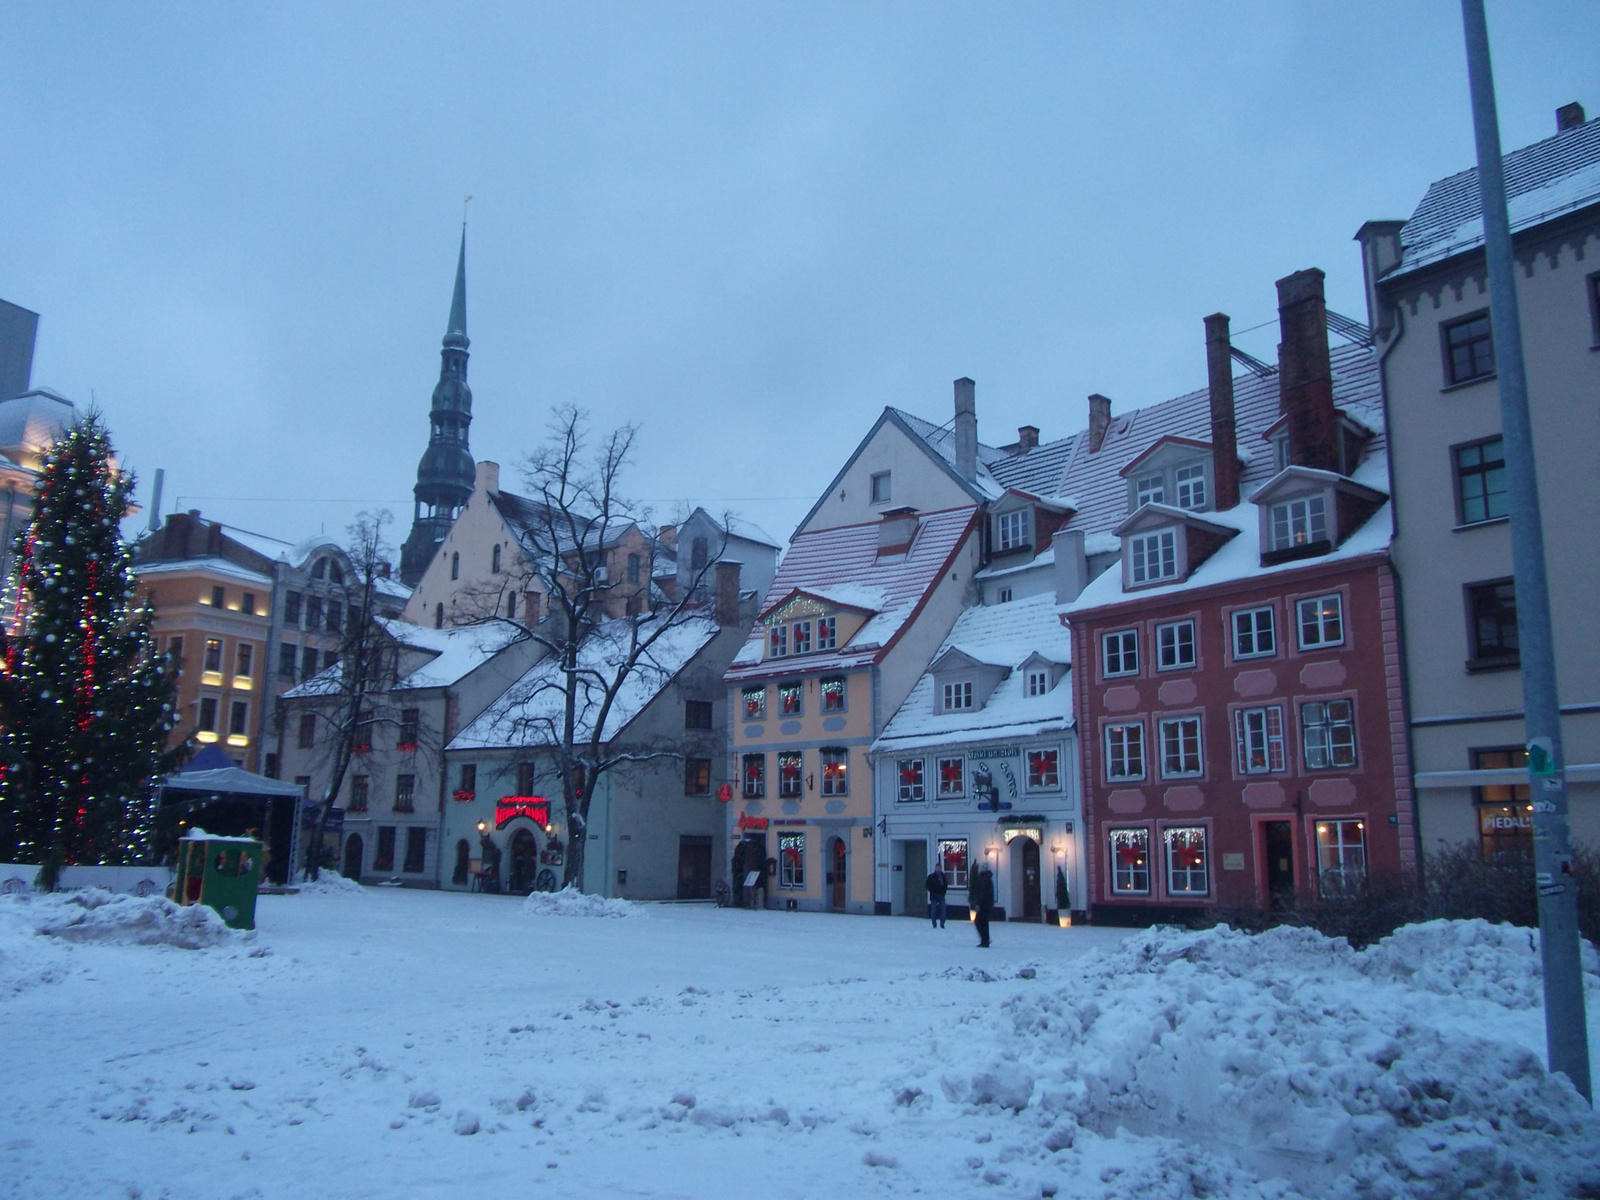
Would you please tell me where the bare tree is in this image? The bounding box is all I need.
[457,405,731,891]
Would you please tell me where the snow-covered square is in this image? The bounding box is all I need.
[2,886,1597,1199]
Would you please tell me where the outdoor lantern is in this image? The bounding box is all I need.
[476,820,487,834]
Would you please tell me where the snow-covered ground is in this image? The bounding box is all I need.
[2,886,1597,1199]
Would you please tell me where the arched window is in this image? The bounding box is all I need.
[330,561,344,584]
[451,552,459,581]
[492,544,501,573]
[434,603,444,629]
[506,592,517,619]
[312,558,327,580]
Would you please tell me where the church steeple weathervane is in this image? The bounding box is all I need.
[400,224,479,586]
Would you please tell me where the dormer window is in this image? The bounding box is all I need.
[1135,475,1164,507]
[768,625,788,657]
[791,620,812,655]
[997,510,1028,552]
[1271,432,1291,473]
[1026,669,1051,696]
[816,617,836,650]
[1129,529,1178,584]
[1175,463,1207,510]
[942,681,973,711]
[1269,495,1326,550]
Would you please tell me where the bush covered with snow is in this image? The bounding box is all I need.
[2,890,245,949]
[523,887,641,919]
[295,870,366,897]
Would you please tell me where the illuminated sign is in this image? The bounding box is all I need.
[736,812,769,831]
[495,797,551,830]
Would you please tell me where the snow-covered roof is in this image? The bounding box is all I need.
[133,556,274,586]
[385,619,526,691]
[975,546,1053,581]
[873,593,1073,754]
[1387,112,1600,280]
[448,615,720,750]
[725,506,979,682]
[372,575,413,601]
[492,490,633,557]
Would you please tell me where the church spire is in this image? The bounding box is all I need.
[399,228,479,587]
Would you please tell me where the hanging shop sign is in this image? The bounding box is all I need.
[495,797,551,830]
[736,812,769,831]
[717,783,734,803]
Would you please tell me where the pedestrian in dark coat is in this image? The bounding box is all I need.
[925,866,948,928]
[972,866,995,947]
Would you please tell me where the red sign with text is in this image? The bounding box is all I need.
[495,797,551,830]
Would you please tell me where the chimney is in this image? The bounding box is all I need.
[147,468,165,533]
[1276,268,1341,473]
[1557,102,1586,132]
[877,506,919,556]
[1353,220,1406,341]
[1051,528,1088,604]
[953,377,977,482]
[657,524,677,552]
[1016,425,1039,452]
[475,460,500,493]
[1087,394,1112,453]
[714,560,742,627]
[1204,313,1241,510]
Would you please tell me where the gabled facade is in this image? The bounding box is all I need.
[1356,103,1600,855]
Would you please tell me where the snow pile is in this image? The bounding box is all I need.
[5,891,244,950]
[296,870,366,897]
[914,922,1600,1199]
[523,887,642,919]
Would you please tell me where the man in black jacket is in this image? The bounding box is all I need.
[971,867,995,947]
[925,866,948,928]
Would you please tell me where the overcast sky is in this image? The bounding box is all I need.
[4,2,1596,553]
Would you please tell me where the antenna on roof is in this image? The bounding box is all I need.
[1229,346,1278,377]
[462,193,473,225]
[1324,308,1374,346]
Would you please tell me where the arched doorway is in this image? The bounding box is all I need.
[452,838,470,886]
[508,828,538,894]
[826,837,847,910]
[1008,834,1042,921]
[341,833,364,881]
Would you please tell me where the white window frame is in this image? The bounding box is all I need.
[815,616,837,650]
[941,680,974,711]
[1316,818,1367,898]
[1026,747,1060,790]
[897,759,925,803]
[1296,594,1344,650]
[1270,494,1327,550]
[820,676,847,713]
[1109,827,1151,895]
[937,755,965,798]
[1234,705,1286,774]
[1158,716,1203,779]
[778,832,805,889]
[777,751,803,798]
[870,471,891,504]
[1134,474,1165,507]
[997,586,1013,604]
[741,686,766,721]
[1026,669,1050,696]
[1156,619,1196,670]
[778,681,803,717]
[791,620,812,655]
[1174,462,1207,511]
[1102,629,1139,677]
[1164,826,1209,896]
[1301,699,1357,770]
[820,748,849,796]
[997,509,1028,552]
[1130,529,1178,584]
[1104,722,1146,782]
[768,624,788,658]
[1232,606,1276,659]
[938,837,969,888]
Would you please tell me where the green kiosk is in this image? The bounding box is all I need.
[172,831,263,930]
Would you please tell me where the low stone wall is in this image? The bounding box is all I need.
[0,864,174,896]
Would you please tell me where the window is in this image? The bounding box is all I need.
[517,762,537,795]
[229,701,249,736]
[1158,716,1203,778]
[1474,747,1532,860]
[1443,312,1494,385]
[1130,529,1178,584]
[1232,606,1276,659]
[235,643,253,679]
[1027,748,1060,790]
[627,553,640,584]
[1134,475,1164,507]
[1271,433,1291,474]
[241,592,256,616]
[778,751,803,798]
[1591,272,1600,345]
[323,649,339,672]
[167,636,184,673]
[942,680,973,711]
[211,585,226,608]
[263,754,279,779]
[1316,819,1366,897]
[307,596,323,629]
[349,775,369,812]
[330,561,344,584]
[897,759,925,802]
[997,510,1027,551]
[742,687,766,720]
[742,754,765,798]
[311,558,327,580]
[938,838,969,888]
[820,677,847,712]
[684,758,711,795]
[491,544,501,573]
[870,472,891,503]
[203,638,223,672]
[297,712,316,748]
[1156,620,1195,670]
[778,681,803,716]
[998,587,1013,604]
[301,646,319,678]
[1104,722,1146,781]
[325,601,342,633]
[791,620,812,655]
[937,756,964,797]
[1164,826,1208,895]
[1270,495,1327,550]
[690,537,708,571]
[398,709,420,747]
[816,617,836,650]
[1235,706,1286,774]
[1175,463,1207,511]
[403,827,426,874]
[199,697,219,732]
[768,625,788,658]
[1109,828,1151,895]
[1026,670,1050,696]
[284,591,302,624]
[1301,699,1356,769]
[1455,438,1507,525]
[685,699,713,729]
[274,644,295,679]
[779,833,805,888]
[821,748,848,796]
[1467,579,1518,668]
[394,774,416,813]
[450,552,459,580]
[1296,594,1344,650]
[374,827,396,872]
[506,592,517,619]
[1102,629,1138,677]
[434,603,443,629]
[457,763,476,798]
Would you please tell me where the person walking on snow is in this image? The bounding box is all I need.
[971,866,995,948]
[925,865,948,928]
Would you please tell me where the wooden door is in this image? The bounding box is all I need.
[677,835,712,899]
[341,833,363,881]
[828,838,847,910]
[902,840,927,916]
[1021,837,1042,921]
[1264,821,1295,910]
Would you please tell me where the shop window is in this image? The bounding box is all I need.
[778,752,803,798]
[938,838,969,888]
[742,754,765,799]
[1234,706,1286,774]
[820,748,848,796]
[1301,700,1356,769]
[374,826,396,872]
[1164,826,1208,895]
[1109,828,1151,895]
[1316,819,1367,898]
[742,687,766,721]
[897,759,925,802]
[821,676,847,712]
[1296,594,1344,650]
[1474,747,1532,860]
[1026,748,1060,790]
[403,827,426,874]
[1102,629,1138,677]
[1158,716,1202,778]
[779,681,803,716]
[1156,620,1195,670]
[779,833,805,889]
[937,756,964,797]
[1104,722,1146,782]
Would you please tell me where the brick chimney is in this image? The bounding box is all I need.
[1557,101,1586,132]
[1204,313,1242,510]
[1087,394,1112,453]
[714,560,742,627]
[1276,269,1340,474]
[1016,425,1039,452]
[953,378,977,482]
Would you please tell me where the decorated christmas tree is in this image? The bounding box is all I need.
[0,415,180,889]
